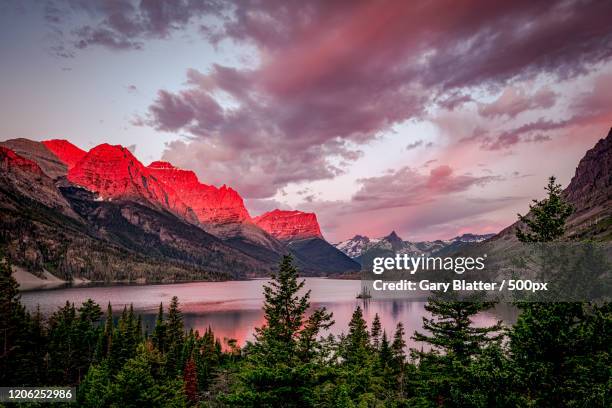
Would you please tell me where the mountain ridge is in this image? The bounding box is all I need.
[253,209,323,241]
[492,127,612,243]
[0,138,360,283]
[334,230,495,261]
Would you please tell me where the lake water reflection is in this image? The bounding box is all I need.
[21,278,516,349]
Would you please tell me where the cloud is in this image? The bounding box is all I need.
[480,118,568,150]
[572,72,612,119]
[478,86,557,119]
[244,198,287,217]
[54,0,225,50]
[137,0,612,198]
[160,137,345,198]
[31,1,612,198]
[350,165,501,212]
[436,93,474,111]
[303,191,522,242]
[405,140,423,150]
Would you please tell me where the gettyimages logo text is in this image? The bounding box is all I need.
[371,254,487,275]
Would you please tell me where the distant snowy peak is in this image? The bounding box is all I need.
[451,233,496,243]
[334,231,496,259]
[335,235,371,258]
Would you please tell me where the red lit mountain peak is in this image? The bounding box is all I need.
[148,161,177,170]
[0,146,43,174]
[147,161,200,186]
[147,161,251,224]
[67,143,195,221]
[253,209,323,241]
[42,139,86,169]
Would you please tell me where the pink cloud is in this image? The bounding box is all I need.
[348,164,501,213]
[136,0,612,198]
[478,87,557,119]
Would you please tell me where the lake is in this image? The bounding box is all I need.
[20,278,517,349]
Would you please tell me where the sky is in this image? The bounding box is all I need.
[1,0,612,242]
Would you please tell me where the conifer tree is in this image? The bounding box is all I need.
[370,313,382,350]
[343,306,370,365]
[412,296,503,361]
[151,302,166,353]
[46,301,79,384]
[78,362,113,407]
[256,256,313,349]
[165,296,185,376]
[95,303,113,363]
[223,255,332,407]
[76,299,103,382]
[166,296,184,347]
[391,322,406,366]
[25,305,47,384]
[0,255,30,385]
[516,176,573,242]
[183,356,198,405]
[379,331,392,367]
[110,344,187,407]
[0,255,48,385]
[510,176,609,406]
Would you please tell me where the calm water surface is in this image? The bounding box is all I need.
[21,278,517,349]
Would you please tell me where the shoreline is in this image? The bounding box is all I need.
[14,267,362,292]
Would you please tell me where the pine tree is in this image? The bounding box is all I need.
[391,322,406,367]
[223,255,333,407]
[110,344,187,407]
[112,305,136,371]
[26,305,47,383]
[151,302,167,353]
[0,255,30,385]
[509,176,608,406]
[343,306,370,365]
[165,296,185,377]
[95,302,113,363]
[333,384,356,408]
[370,314,382,350]
[337,306,389,404]
[412,295,503,361]
[46,301,80,384]
[166,297,184,347]
[256,256,313,348]
[298,307,334,361]
[76,299,103,383]
[379,331,392,368]
[516,176,573,242]
[183,356,198,405]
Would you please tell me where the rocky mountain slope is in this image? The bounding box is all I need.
[0,138,69,179]
[0,146,77,218]
[0,146,273,282]
[253,209,359,274]
[253,209,323,241]
[564,128,612,240]
[67,143,198,223]
[0,138,360,283]
[147,161,251,225]
[494,127,612,243]
[42,139,86,170]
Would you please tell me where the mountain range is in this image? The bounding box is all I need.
[334,231,495,263]
[1,126,610,286]
[0,138,359,284]
[337,127,612,263]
